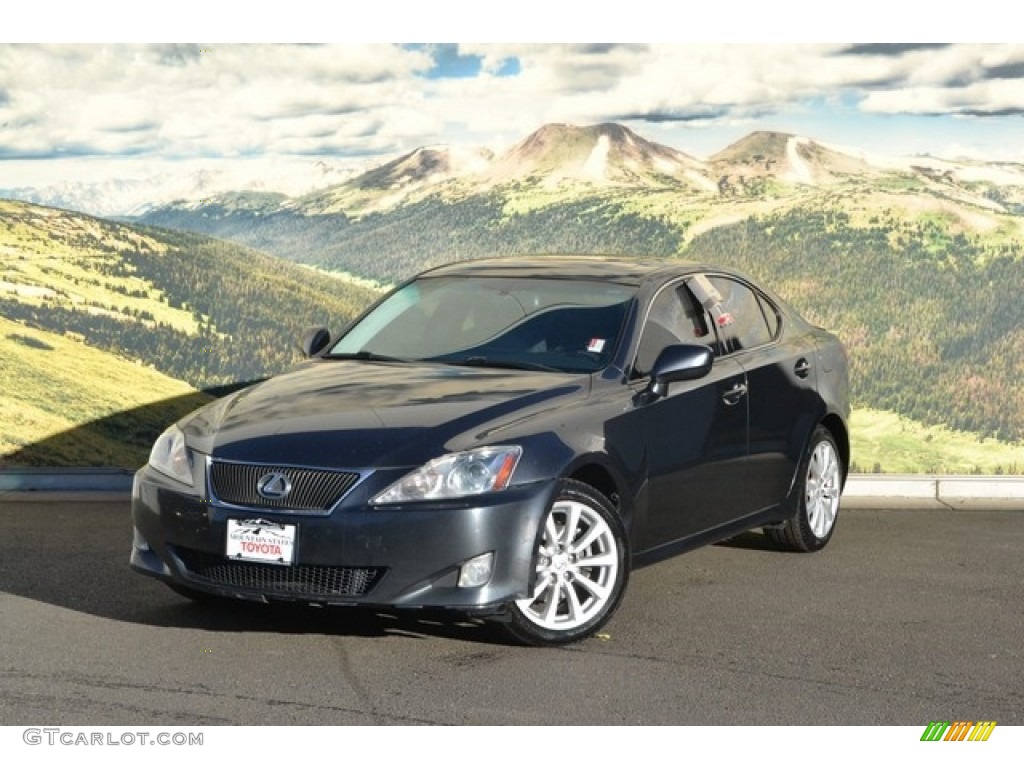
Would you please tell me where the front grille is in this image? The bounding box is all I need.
[176,548,385,597]
[209,461,361,511]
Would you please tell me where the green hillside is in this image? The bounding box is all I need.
[1,199,380,467]
[850,409,1022,475]
[0,200,378,387]
[0,314,210,467]
[685,207,1024,444]
[140,180,1024,447]
[140,192,686,282]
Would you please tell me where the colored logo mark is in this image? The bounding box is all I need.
[920,721,996,742]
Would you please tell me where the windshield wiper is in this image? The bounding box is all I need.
[442,356,562,373]
[326,351,410,363]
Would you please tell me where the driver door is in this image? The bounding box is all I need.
[627,279,750,552]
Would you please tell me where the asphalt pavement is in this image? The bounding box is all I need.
[0,495,1021,725]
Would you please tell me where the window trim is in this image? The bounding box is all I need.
[629,275,721,379]
[698,273,784,357]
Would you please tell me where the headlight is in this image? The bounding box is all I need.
[148,424,194,486]
[372,446,521,504]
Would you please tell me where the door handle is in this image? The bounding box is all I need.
[794,358,811,379]
[722,382,748,405]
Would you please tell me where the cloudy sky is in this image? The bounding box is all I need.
[2,36,1023,204]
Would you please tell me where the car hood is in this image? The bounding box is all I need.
[182,360,589,468]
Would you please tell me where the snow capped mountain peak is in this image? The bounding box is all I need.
[353,144,494,191]
[485,122,706,188]
[709,131,877,187]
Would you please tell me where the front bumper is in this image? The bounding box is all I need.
[130,465,556,613]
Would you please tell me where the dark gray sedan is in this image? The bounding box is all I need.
[131,256,850,645]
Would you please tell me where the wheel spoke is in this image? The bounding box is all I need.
[529,575,550,600]
[811,451,824,482]
[573,571,609,601]
[570,523,602,555]
[810,499,823,536]
[564,582,583,623]
[821,504,835,533]
[563,502,582,549]
[818,444,836,480]
[805,482,819,505]
[574,551,616,568]
[544,513,559,548]
[542,582,562,624]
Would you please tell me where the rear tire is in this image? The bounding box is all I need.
[504,480,628,646]
[766,426,843,552]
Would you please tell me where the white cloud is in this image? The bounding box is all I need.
[2,42,1024,197]
[0,44,433,160]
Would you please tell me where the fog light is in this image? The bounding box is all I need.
[132,527,151,552]
[458,552,494,588]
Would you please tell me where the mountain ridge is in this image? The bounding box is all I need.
[134,123,1024,229]
[136,121,1024,288]
[10,122,1024,219]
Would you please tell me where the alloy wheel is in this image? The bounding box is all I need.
[515,498,621,632]
[805,439,841,539]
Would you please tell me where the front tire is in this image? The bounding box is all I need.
[766,426,843,552]
[504,480,628,646]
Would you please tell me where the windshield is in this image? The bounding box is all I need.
[329,276,634,373]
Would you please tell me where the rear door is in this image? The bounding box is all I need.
[702,275,821,512]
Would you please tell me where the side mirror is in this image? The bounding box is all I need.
[300,326,331,357]
[648,344,713,398]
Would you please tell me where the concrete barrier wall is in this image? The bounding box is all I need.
[844,474,1024,511]
[0,468,134,494]
[2,469,1023,510]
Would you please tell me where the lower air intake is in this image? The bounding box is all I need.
[175,548,385,597]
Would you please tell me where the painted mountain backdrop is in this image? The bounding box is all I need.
[139,122,1024,283]
[137,124,1024,460]
[3,123,1024,471]
[0,200,377,465]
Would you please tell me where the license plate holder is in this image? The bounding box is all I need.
[226,518,296,565]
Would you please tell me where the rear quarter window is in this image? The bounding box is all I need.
[707,276,773,353]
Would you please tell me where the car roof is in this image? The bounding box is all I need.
[419,255,709,287]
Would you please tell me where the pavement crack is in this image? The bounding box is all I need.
[329,638,387,725]
[0,667,448,725]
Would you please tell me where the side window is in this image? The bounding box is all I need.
[633,282,717,377]
[705,276,773,353]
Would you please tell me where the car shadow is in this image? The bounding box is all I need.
[1,383,255,470]
[0,494,516,646]
[1,384,778,644]
[713,530,784,552]
[133,600,513,645]
[0,386,517,646]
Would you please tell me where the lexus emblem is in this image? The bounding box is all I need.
[257,471,292,500]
